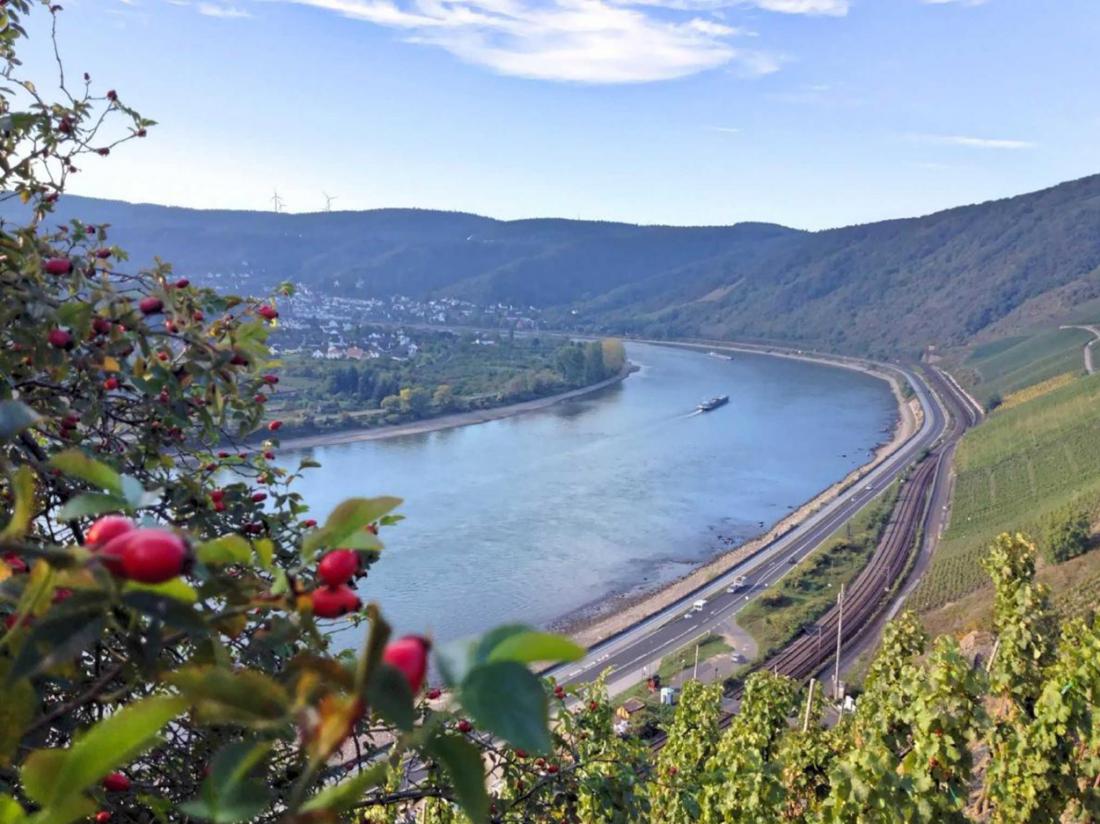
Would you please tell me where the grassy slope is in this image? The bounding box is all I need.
[960,327,1091,407]
[921,538,1100,639]
[909,372,1100,613]
[738,482,900,659]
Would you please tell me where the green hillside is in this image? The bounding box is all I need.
[9,173,1100,357]
[909,372,1100,613]
[957,327,1092,407]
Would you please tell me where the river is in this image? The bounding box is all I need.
[283,343,897,646]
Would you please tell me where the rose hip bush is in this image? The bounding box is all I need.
[0,4,584,821]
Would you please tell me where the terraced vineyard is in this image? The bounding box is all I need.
[921,546,1100,638]
[960,327,1091,407]
[909,372,1100,612]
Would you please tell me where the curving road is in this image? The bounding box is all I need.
[544,351,950,697]
[1060,324,1100,375]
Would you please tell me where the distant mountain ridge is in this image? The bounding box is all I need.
[9,173,1100,356]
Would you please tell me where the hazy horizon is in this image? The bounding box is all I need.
[21,0,1099,230]
[49,170,1099,233]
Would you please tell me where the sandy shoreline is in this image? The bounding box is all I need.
[273,364,636,451]
[549,343,922,648]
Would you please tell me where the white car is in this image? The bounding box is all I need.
[726,575,748,593]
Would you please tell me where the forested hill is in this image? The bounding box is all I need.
[11,173,1100,356]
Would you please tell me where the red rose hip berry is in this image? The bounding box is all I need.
[85,515,135,548]
[138,297,163,315]
[48,328,73,349]
[317,549,359,586]
[44,257,73,275]
[382,635,431,694]
[310,585,360,616]
[310,584,361,619]
[116,529,189,583]
[102,772,131,792]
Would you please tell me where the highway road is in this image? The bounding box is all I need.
[545,352,950,697]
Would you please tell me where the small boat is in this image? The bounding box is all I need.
[708,351,733,360]
[698,395,729,412]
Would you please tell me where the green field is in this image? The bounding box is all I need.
[960,327,1091,407]
[738,481,900,659]
[909,372,1100,613]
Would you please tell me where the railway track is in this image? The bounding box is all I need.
[752,457,937,688]
[647,364,975,744]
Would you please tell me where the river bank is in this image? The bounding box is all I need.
[550,345,921,649]
[275,363,637,451]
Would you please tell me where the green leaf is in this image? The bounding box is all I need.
[20,751,67,809]
[49,450,122,496]
[121,591,205,633]
[56,302,91,333]
[166,666,290,727]
[196,534,252,566]
[25,794,93,824]
[486,630,585,666]
[0,400,40,442]
[0,663,35,764]
[252,538,274,570]
[435,638,474,688]
[22,695,186,807]
[119,475,145,509]
[0,467,35,541]
[57,492,128,522]
[460,661,550,753]
[7,598,109,683]
[366,664,415,732]
[299,763,387,813]
[428,734,489,823]
[301,496,400,562]
[472,624,528,664]
[178,741,271,823]
[0,794,27,824]
[122,578,198,604]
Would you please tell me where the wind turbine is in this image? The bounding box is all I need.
[271,190,285,214]
[323,192,338,212]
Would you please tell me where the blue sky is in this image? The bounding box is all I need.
[24,0,1100,228]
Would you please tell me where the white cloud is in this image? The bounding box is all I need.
[710,125,741,133]
[279,0,775,83]
[922,0,987,5]
[743,0,848,15]
[198,1,252,16]
[912,133,1035,150]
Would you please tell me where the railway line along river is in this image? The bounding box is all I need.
[283,342,898,647]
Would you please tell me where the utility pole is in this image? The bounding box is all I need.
[834,583,845,701]
[271,190,285,214]
[802,678,816,732]
[692,643,700,681]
